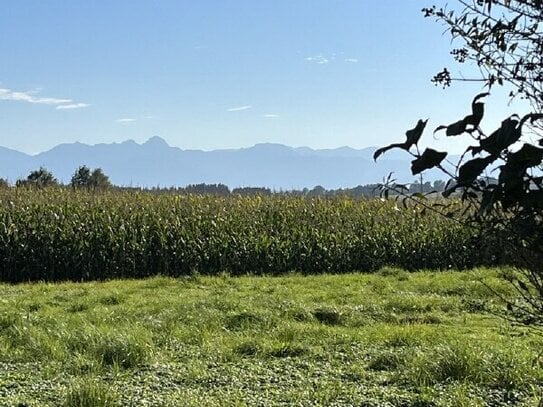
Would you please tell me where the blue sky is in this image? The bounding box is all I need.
[0,1,528,154]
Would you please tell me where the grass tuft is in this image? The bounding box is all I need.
[93,333,151,369]
[63,380,118,407]
[233,340,261,357]
[268,343,306,358]
[224,312,265,331]
[367,350,405,371]
[312,307,344,325]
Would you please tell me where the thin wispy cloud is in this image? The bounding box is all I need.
[305,55,330,65]
[0,86,89,109]
[56,103,90,110]
[227,105,252,112]
[305,54,359,65]
[116,115,155,123]
[263,114,279,118]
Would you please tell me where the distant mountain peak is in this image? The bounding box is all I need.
[253,142,288,147]
[121,139,137,145]
[248,143,295,154]
[144,136,169,147]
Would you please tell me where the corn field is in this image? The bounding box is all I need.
[0,189,483,282]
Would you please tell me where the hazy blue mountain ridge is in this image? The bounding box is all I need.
[0,137,445,189]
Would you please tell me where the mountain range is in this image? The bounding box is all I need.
[0,137,446,189]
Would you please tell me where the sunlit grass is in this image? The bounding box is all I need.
[0,268,541,406]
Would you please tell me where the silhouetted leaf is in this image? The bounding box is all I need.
[480,116,521,156]
[467,145,484,156]
[457,156,496,186]
[434,125,448,133]
[410,149,447,175]
[405,119,428,146]
[472,92,490,105]
[373,143,406,161]
[373,119,427,161]
[446,119,468,136]
[463,112,482,128]
[435,93,489,136]
[498,144,543,203]
[519,113,543,126]
[434,119,467,136]
[464,93,489,127]
[507,143,543,169]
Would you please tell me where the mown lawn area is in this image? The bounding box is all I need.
[1,268,542,406]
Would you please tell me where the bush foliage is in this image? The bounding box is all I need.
[377,1,543,326]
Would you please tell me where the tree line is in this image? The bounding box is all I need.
[0,166,446,197]
[0,166,111,190]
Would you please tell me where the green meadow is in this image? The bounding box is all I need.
[1,268,541,406]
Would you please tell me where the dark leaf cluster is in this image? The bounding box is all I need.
[376,93,543,326]
[423,1,543,122]
[377,0,543,327]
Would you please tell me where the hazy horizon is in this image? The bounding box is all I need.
[1,134,450,189]
[0,135,469,156]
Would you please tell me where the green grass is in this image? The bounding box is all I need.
[0,268,542,406]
